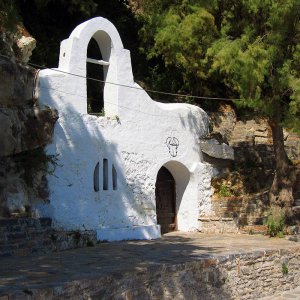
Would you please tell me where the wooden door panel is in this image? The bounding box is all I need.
[155,167,176,234]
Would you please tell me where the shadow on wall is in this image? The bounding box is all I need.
[179,106,209,153]
[37,83,156,236]
[180,107,208,133]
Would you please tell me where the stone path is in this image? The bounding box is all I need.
[0,232,299,299]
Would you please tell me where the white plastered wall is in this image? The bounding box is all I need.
[35,17,212,241]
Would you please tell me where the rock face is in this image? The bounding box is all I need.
[0,105,58,157]
[208,105,236,143]
[206,105,300,179]
[209,107,300,167]
[16,35,36,64]
[0,57,34,106]
[0,24,36,64]
[0,25,58,216]
[200,138,234,160]
[198,105,236,176]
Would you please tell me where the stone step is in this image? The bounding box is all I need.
[0,217,52,229]
[0,218,53,257]
[0,217,97,257]
[0,218,52,241]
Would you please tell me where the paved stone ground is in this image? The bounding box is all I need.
[0,232,299,298]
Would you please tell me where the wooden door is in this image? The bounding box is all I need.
[155,167,176,234]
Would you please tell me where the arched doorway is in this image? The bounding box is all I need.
[155,167,176,234]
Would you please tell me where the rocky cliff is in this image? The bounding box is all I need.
[0,24,58,216]
[204,105,300,196]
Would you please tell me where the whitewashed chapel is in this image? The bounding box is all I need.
[36,17,212,241]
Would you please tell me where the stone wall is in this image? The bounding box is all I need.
[0,217,97,257]
[8,246,300,299]
[199,192,269,234]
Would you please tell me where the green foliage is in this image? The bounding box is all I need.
[276,231,285,238]
[139,0,300,130]
[139,0,228,102]
[264,208,285,237]
[282,263,288,275]
[152,5,217,73]
[218,184,233,197]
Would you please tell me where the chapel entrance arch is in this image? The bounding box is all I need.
[155,161,190,234]
[155,167,176,234]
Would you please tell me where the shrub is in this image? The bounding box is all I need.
[264,207,285,237]
[276,231,285,238]
[282,263,288,275]
[218,184,233,197]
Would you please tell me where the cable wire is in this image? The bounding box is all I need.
[0,53,244,102]
[0,53,292,107]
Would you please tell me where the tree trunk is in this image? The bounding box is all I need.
[268,118,295,211]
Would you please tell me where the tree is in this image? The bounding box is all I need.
[139,0,300,210]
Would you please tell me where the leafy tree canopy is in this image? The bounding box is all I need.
[140,0,300,131]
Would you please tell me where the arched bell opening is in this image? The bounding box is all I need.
[86,31,111,115]
[87,38,104,114]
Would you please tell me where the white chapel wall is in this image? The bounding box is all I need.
[35,17,213,241]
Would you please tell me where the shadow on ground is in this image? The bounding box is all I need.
[0,233,298,299]
[0,234,230,299]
